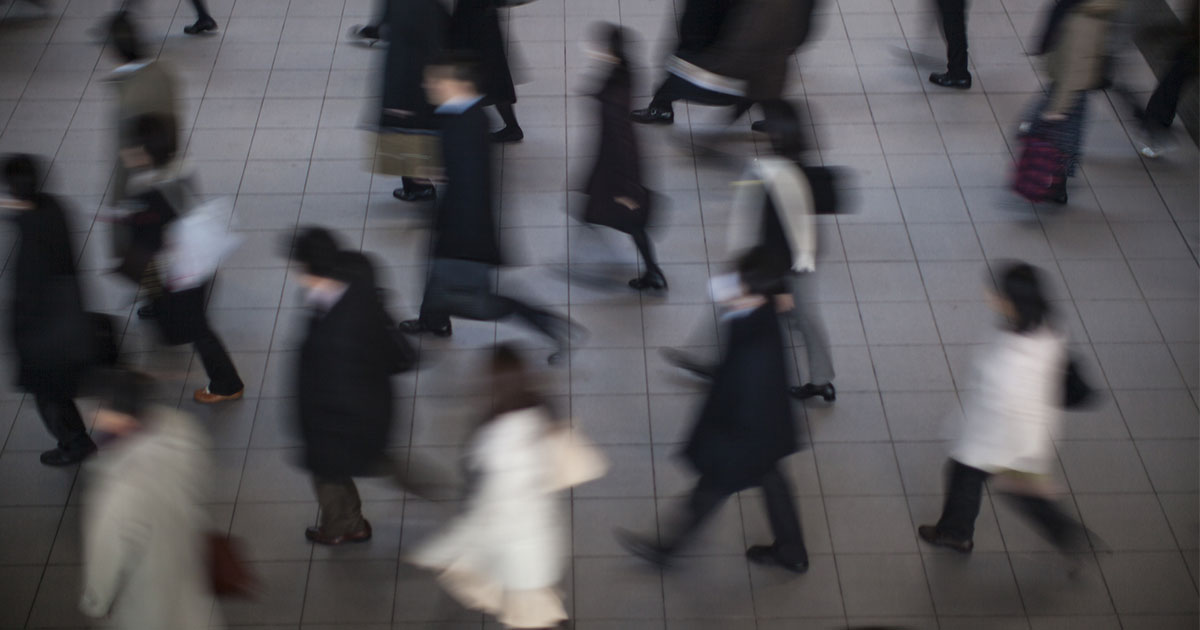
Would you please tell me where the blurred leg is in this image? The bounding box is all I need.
[35,394,93,453]
[661,476,729,554]
[1002,492,1086,550]
[934,459,989,541]
[936,0,969,76]
[789,272,834,386]
[759,466,807,563]
[313,476,367,536]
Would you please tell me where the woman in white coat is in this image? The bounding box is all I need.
[408,345,604,629]
[80,371,221,629]
[918,263,1086,554]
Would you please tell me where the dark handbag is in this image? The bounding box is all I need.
[153,286,208,346]
[207,533,256,597]
[85,312,120,367]
[1063,356,1094,409]
[800,165,841,215]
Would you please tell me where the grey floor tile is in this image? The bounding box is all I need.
[826,496,918,553]
[859,301,941,345]
[222,561,310,625]
[1157,493,1200,551]
[573,556,664,620]
[1098,551,1199,614]
[662,556,754,618]
[870,345,955,391]
[302,560,396,624]
[837,553,934,617]
[924,552,1025,616]
[1135,439,1199,493]
[0,565,42,627]
[815,443,905,496]
[1074,493,1180,552]
[229,501,318,561]
[0,451,76,506]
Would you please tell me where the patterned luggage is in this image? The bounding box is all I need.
[1012,133,1068,203]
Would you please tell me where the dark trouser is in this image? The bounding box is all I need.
[313,476,367,536]
[194,324,244,396]
[418,259,567,345]
[630,227,662,277]
[494,101,520,130]
[190,0,211,20]
[649,74,748,111]
[35,394,94,453]
[663,465,807,564]
[1145,40,1199,129]
[935,459,1084,548]
[936,0,969,76]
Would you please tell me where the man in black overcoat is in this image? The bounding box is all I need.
[289,228,396,545]
[617,248,809,573]
[3,154,97,467]
[398,54,577,364]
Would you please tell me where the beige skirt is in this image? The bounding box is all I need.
[433,565,568,629]
[376,131,442,179]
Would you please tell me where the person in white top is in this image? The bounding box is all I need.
[918,263,1087,554]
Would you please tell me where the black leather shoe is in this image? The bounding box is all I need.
[183,17,218,35]
[615,529,671,568]
[918,524,974,553]
[393,186,436,202]
[750,119,768,133]
[790,382,835,402]
[491,126,524,143]
[398,319,452,337]
[659,348,714,380]
[630,105,674,125]
[137,303,157,320]
[746,545,809,574]
[929,71,972,90]
[628,271,668,291]
[305,520,372,545]
[40,443,97,467]
[349,24,381,42]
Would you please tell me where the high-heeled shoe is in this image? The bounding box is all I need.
[183,16,218,35]
[789,382,835,402]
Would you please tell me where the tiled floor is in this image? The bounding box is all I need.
[0,0,1198,628]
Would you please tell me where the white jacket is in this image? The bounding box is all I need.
[409,407,569,627]
[727,156,817,273]
[80,406,219,630]
[952,327,1067,475]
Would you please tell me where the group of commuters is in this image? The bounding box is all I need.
[0,0,1194,628]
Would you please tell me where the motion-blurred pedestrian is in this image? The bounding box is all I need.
[378,0,449,202]
[1135,0,1197,157]
[398,54,579,364]
[581,24,665,291]
[117,114,245,404]
[617,248,809,574]
[630,0,815,128]
[918,263,1088,554]
[409,344,604,629]
[80,370,221,629]
[450,0,524,142]
[2,155,98,467]
[287,227,398,546]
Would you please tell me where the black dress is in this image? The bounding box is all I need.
[683,303,797,492]
[583,63,652,235]
[380,0,449,132]
[296,253,396,478]
[448,0,517,107]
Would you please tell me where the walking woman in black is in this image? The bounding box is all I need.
[449,0,524,143]
[580,24,665,291]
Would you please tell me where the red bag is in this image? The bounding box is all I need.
[207,533,257,597]
[1012,134,1067,203]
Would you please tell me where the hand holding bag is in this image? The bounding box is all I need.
[207,533,257,597]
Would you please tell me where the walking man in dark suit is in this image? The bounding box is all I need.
[398,54,578,364]
[931,0,972,89]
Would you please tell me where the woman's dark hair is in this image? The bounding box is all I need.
[736,246,784,297]
[487,344,544,417]
[289,226,343,279]
[761,100,806,161]
[106,10,144,63]
[130,113,177,167]
[94,369,154,418]
[994,262,1052,333]
[2,154,41,201]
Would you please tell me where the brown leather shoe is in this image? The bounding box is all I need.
[194,387,245,404]
[305,520,372,546]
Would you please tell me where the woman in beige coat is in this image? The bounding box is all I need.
[1020,0,1126,203]
[80,373,220,630]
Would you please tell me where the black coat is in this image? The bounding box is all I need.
[449,0,517,106]
[582,63,652,234]
[9,195,88,398]
[381,0,449,132]
[683,303,797,491]
[433,100,502,264]
[677,0,742,54]
[296,253,396,478]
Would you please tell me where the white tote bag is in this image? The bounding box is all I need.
[546,426,608,492]
[163,196,242,291]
